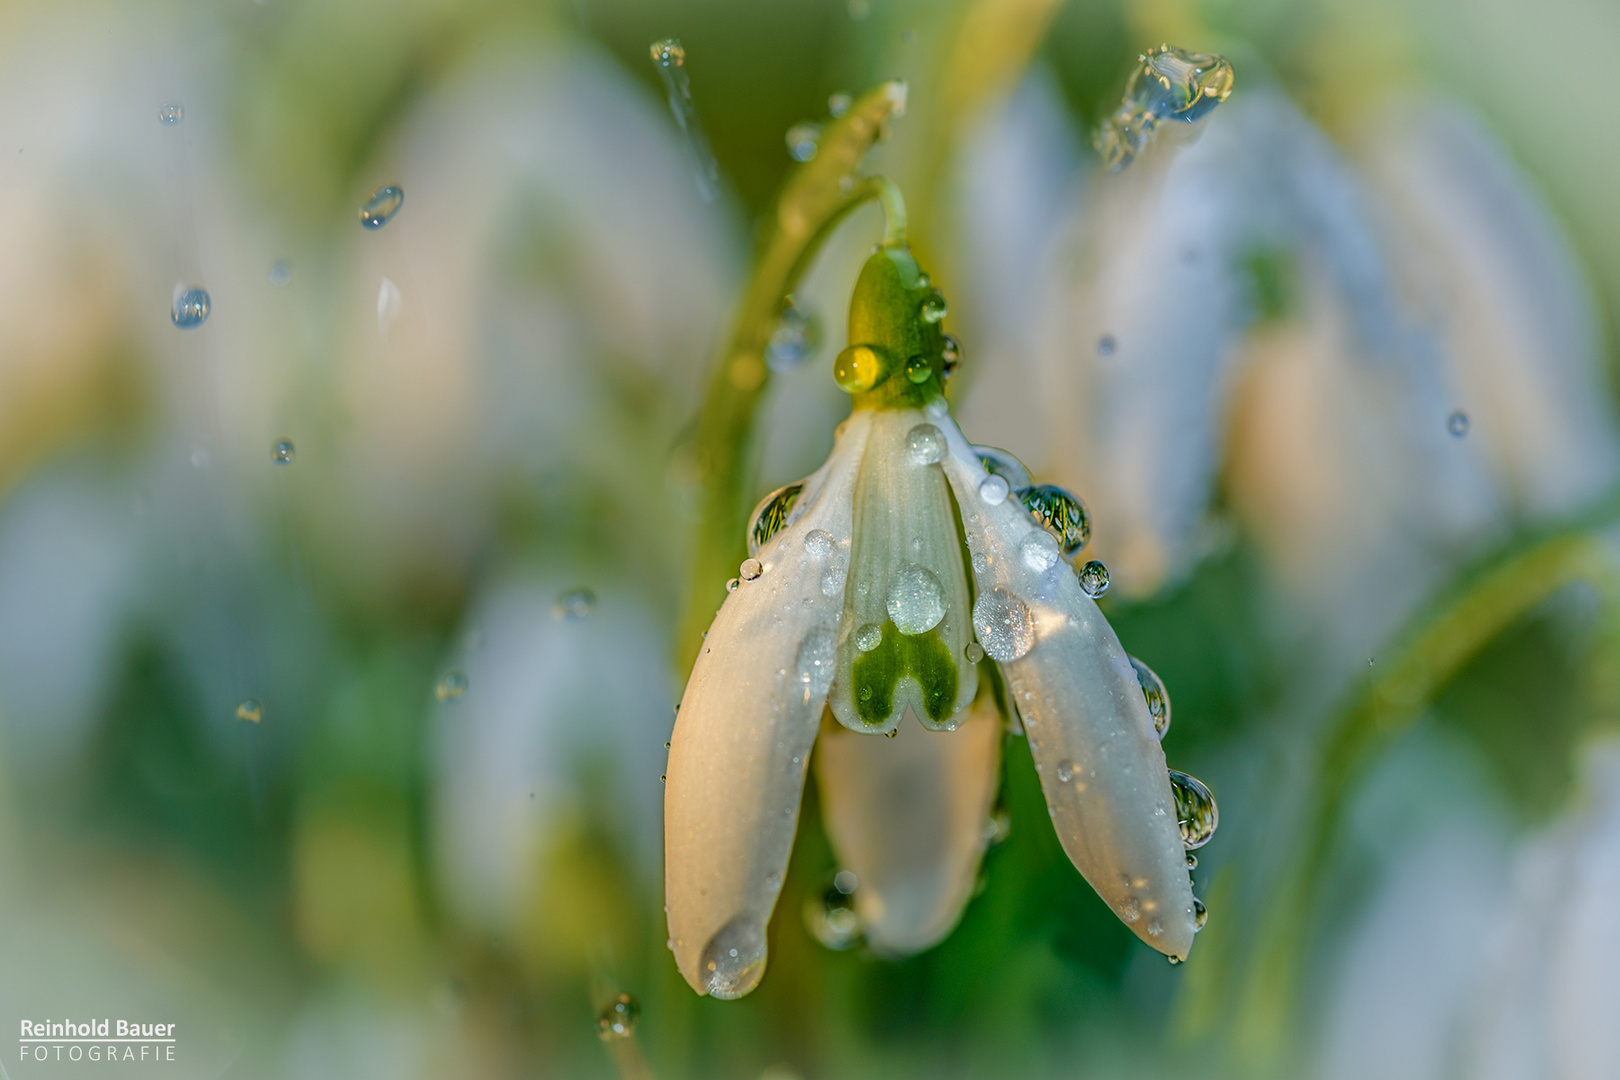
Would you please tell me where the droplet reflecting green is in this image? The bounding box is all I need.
[748,483,803,555]
[1169,769,1218,849]
[595,993,640,1040]
[1016,484,1091,556]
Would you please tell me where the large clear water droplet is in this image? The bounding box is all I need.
[171,287,210,328]
[748,483,803,556]
[359,185,404,229]
[1020,531,1061,572]
[1094,45,1235,171]
[1169,769,1218,849]
[553,587,597,621]
[235,699,262,723]
[804,878,861,950]
[739,558,763,581]
[595,993,640,1040]
[834,344,888,394]
[887,564,946,635]
[972,586,1034,662]
[803,529,834,558]
[964,641,985,663]
[1016,485,1091,555]
[765,299,822,371]
[1130,656,1171,738]
[974,446,1031,491]
[271,438,295,465]
[855,623,883,652]
[1077,560,1110,598]
[435,671,468,701]
[700,917,767,998]
[906,423,944,465]
[785,120,823,162]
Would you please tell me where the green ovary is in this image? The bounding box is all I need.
[851,621,959,725]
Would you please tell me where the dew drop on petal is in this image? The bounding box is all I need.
[740,558,763,581]
[1186,852,1198,869]
[964,641,984,663]
[1077,560,1110,598]
[797,627,838,699]
[855,623,883,652]
[435,671,468,701]
[359,184,404,229]
[1130,656,1171,738]
[785,120,823,162]
[595,993,640,1040]
[972,586,1034,662]
[1448,410,1470,437]
[171,287,210,328]
[820,565,846,597]
[1056,760,1076,783]
[887,564,946,635]
[726,578,740,593]
[1169,769,1218,849]
[1192,896,1208,931]
[974,446,1032,491]
[906,423,945,465]
[804,880,861,950]
[553,587,597,621]
[748,483,803,555]
[766,299,822,371]
[700,917,767,998]
[803,529,834,558]
[235,698,262,723]
[271,438,295,465]
[1016,484,1091,555]
[978,474,1010,505]
[1020,531,1061,572]
[158,102,183,125]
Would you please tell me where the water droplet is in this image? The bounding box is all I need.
[984,807,1011,845]
[595,993,640,1040]
[964,641,985,663]
[271,438,295,465]
[797,628,838,699]
[1169,769,1218,849]
[834,344,888,394]
[803,529,834,558]
[726,578,740,593]
[974,446,1032,491]
[1016,485,1090,555]
[269,260,291,286]
[1448,410,1470,437]
[235,699,262,723]
[1077,560,1110,598]
[833,870,858,893]
[436,670,469,701]
[648,38,720,202]
[1192,896,1208,931]
[805,880,861,950]
[1098,334,1116,357]
[649,38,685,66]
[699,917,767,998]
[785,121,823,162]
[553,587,597,621]
[918,290,948,324]
[1056,760,1076,783]
[740,558,764,581]
[1020,531,1061,572]
[171,287,210,328]
[1094,46,1235,171]
[820,565,846,597]
[979,474,1010,505]
[1167,954,1184,965]
[887,564,946,635]
[359,185,404,229]
[972,586,1034,662]
[1130,656,1171,738]
[1185,852,1198,869]
[940,334,962,380]
[906,423,945,465]
[765,299,822,371]
[904,355,934,384]
[158,102,183,125]
[828,92,852,118]
[748,483,803,555]
[855,623,883,652]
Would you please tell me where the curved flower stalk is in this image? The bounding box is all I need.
[665,198,1211,998]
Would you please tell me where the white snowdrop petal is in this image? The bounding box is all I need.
[664,411,869,998]
[815,700,1001,955]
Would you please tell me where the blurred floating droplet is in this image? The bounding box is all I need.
[1016,484,1090,555]
[158,102,183,125]
[189,444,211,470]
[649,38,685,66]
[595,993,640,1040]
[435,671,468,701]
[748,483,803,555]
[805,877,861,950]
[269,260,291,285]
[553,587,597,621]
[1094,45,1235,171]
[377,277,402,338]
[984,807,1011,845]
[832,869,858,894]
[235,699,262,723]
[1098,334,1116,357]
[648,37,720,202]
[359,184,404,229]
[171,287,210,328]
[271,438,295,465]
[765,299,821,371]
[785,120,822,162]
[1169,769,1218,849]
[1448,410,1470,437]
[827,91,852,117]
[1077,560,1110,598]
[1130,656,1171,738]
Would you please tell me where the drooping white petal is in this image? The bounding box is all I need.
[815,699,1001,955]
[664,411,870,998]
[828,408,978,733]
[934,409,1197,959]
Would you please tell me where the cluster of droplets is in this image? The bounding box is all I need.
[1094,45,1235,171]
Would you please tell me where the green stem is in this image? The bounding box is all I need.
[676,82,910,670]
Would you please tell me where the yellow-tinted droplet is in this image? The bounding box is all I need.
[436,671,468,701]
[595,993,640,1040]
[834,344,886,394]
[235,699,262,723]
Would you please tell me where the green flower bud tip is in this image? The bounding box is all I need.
[834,245,952,408]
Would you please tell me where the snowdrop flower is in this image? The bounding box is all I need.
[664,235,1210,999]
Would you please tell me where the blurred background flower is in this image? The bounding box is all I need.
[1,1,1618,1078]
